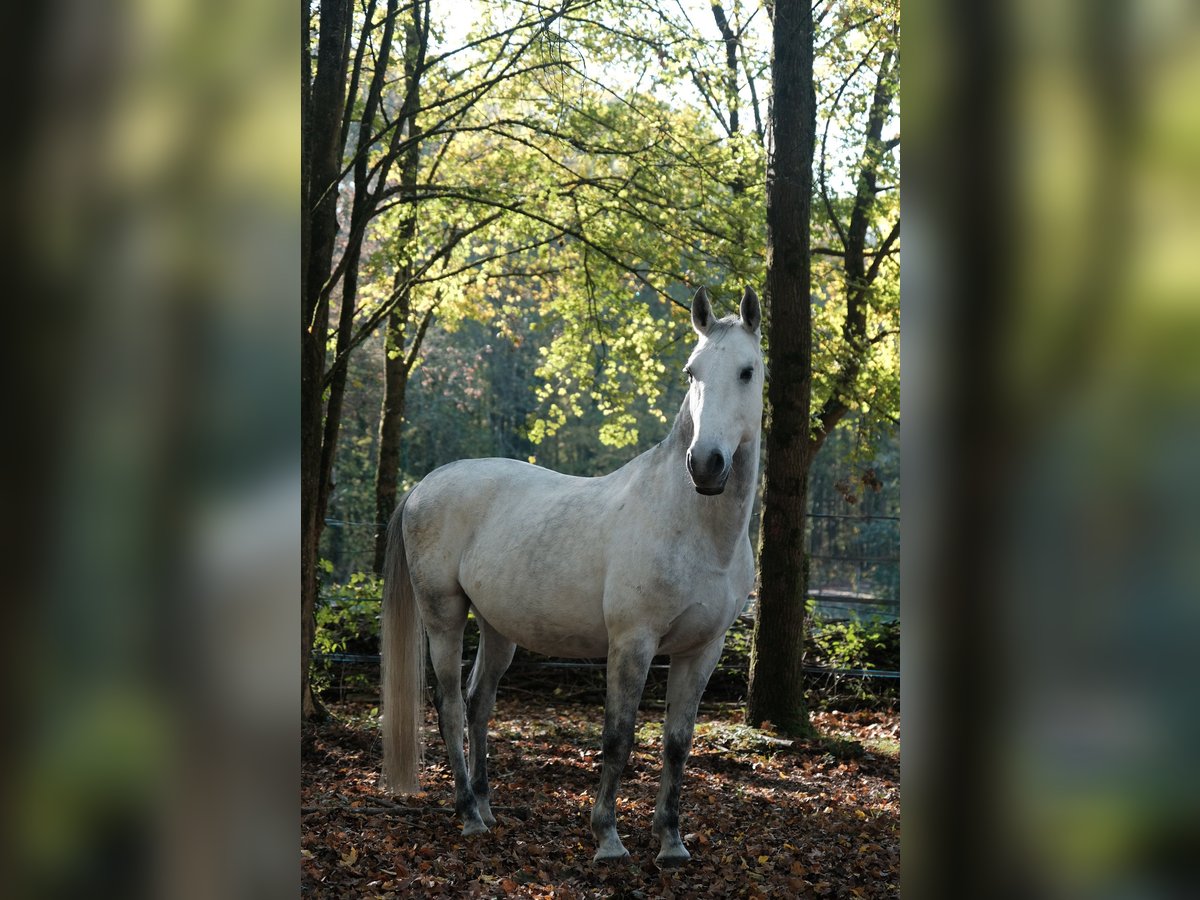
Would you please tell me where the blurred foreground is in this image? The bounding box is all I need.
[0,0,1195,897]
[904,0,1200,896]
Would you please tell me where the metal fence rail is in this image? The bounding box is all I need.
[314,651,899,681]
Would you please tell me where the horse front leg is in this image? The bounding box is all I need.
[591,635,656,863]
[653,635,726,866]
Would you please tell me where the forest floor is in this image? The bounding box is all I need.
[302,697,899,898]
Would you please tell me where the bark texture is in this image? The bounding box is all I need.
[301,0,353,721]
[373,12,424,573]
[746,0,816,735]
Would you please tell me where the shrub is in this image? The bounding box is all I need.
[313,571,384,697]
[804,601,899,710]
[806,612,899,673]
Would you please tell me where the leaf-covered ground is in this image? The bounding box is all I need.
[302,698,898,898]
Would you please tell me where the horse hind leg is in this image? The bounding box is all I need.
[465,614,516,827]
[423,591,489,836]
[653,635,726,867]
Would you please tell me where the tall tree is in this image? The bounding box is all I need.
[372,1,427,573]
[303,0,591,717]
[746,0,817,734]
[302,0,354,721]
[747,0,899,732]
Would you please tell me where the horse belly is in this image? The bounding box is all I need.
[458,545,610,659]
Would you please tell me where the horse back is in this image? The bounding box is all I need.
[402,458,624,656]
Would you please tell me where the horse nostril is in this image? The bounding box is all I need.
[688,448,727,484]
[707,450,725,476]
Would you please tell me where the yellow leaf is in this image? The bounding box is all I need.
[757,854,770,865]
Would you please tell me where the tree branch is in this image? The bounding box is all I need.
[402,292,441,376]
[710,2,740,136]
[817,38,881,251]
[811,33,899,454]
[740,40,764,142]
[410,185,691,311]
[320,211,503,387]
[865,217,901,284]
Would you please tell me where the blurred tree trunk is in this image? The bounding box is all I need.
[746,0,816,736]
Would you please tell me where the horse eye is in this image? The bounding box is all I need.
[739,367,753,382]
[684,367,694,383]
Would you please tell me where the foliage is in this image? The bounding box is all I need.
[316,573,384,647]
[335,0,773,454]
[312,573,385,694]
[319,0,901,526]
[310,0,902,735]
[809,0,900,450]
[708,603,898,712]
[804,602,899,711]
[807,610,899,674]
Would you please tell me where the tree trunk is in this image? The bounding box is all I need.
[746,0,815,736]
[372,7,424,573]
[373,305,411,572]
[301,0,352,722]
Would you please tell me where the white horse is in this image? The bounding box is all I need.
[381,285,763,865]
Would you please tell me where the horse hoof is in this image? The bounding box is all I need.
[592,847,631,865]
[462,820,489,837]
[656,846,691,868]
[477,802,497,828]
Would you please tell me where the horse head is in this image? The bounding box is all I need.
[684,285,764,496]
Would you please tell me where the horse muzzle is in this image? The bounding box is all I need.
[687,447,730,495]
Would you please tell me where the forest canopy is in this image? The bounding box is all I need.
[303,0,899,722]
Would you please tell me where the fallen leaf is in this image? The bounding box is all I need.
[302,696,899,898]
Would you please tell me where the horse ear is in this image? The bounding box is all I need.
[691,286,713,335]
[740,286,761,333]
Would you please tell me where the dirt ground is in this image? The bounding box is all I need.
[302,697,899,898]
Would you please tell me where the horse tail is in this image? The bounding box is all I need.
[381,493,425,794]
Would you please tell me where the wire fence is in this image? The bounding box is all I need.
[317,650,898,681]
